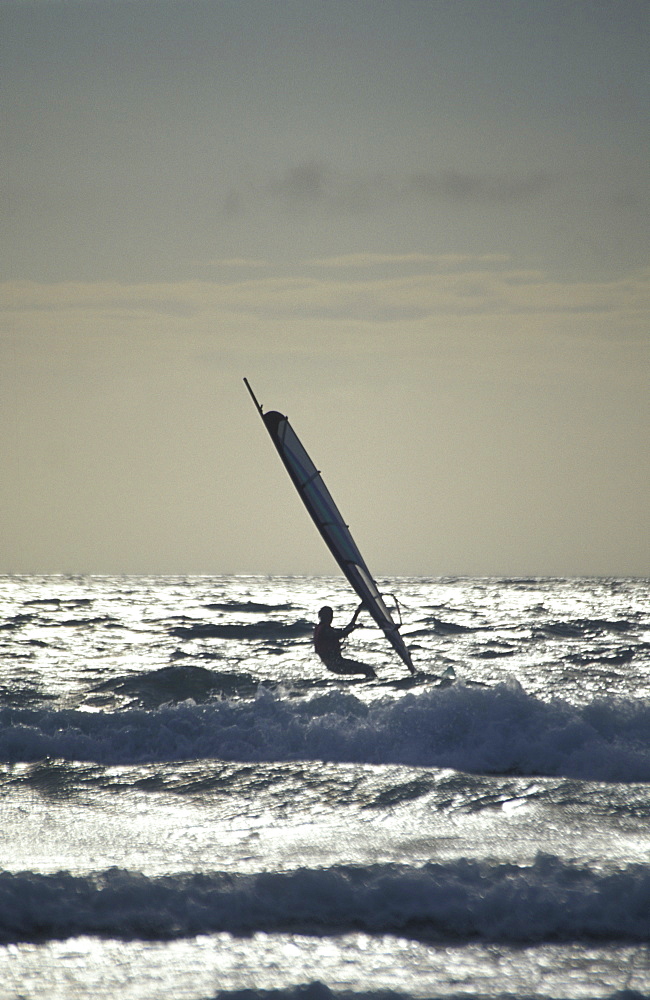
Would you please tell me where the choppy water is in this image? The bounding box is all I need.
[1,574,649,999]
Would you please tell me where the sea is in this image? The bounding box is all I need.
[1,573,649,1000]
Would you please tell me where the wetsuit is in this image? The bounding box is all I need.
[313,619,376,679]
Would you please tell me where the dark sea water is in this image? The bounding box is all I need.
[1,574,649,999]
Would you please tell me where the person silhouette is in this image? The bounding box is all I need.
[313,604,376,679]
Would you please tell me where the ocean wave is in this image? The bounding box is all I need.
[0,611,122,631]
[169,621,312,641]
[538,619,635,639]
[426,618,478,635]
[1,682,650,781]
[89,665,260,708]
[0,682,55,710]
[1,856,649,945]
[0,613,37,630]
[215,988,413,1000]
[205,600,296,613]
[212,988,647,1000]
[567,645,645,667]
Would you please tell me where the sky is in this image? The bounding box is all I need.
[1,0,649,577]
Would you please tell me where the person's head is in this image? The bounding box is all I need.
[318,606,334,624]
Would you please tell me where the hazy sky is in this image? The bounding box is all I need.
[2,0,649,577]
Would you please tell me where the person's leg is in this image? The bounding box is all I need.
[335,657,376,680]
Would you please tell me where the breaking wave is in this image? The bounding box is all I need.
[1,855,649,945]
[2,681,650,782]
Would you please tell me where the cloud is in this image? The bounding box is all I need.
[405,169,559,204]
[192,258,271,270]
[307,253,513,270]
[267,160,334,205]
[225,160,564,216]
[3,264,647,337]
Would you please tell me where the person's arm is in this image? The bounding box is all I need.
[342,603,364,635]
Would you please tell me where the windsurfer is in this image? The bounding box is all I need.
[313,604,377,679]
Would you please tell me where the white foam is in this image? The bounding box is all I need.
[1,855,649,945]
[1,683,650,782]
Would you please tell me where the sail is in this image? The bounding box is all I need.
[245,380,414,673]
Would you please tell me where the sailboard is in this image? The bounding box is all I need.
[244,379,415,673]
